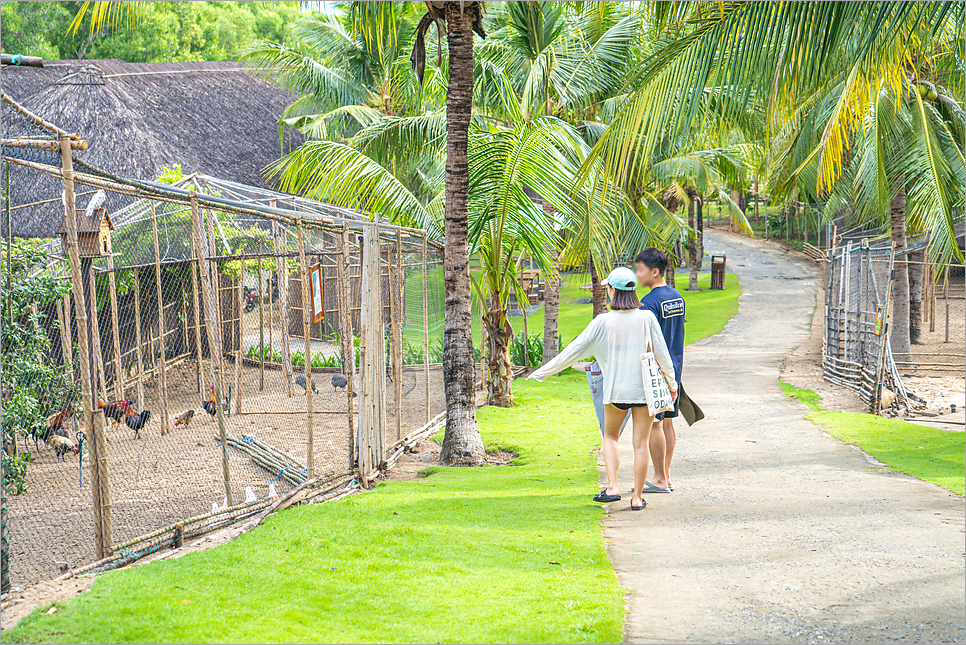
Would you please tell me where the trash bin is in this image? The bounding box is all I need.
[711,254,726,290]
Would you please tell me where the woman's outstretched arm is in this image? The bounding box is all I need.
[528,317,602,381]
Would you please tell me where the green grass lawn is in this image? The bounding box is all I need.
[469,271,740,350]
[5,374,624,644]
[780,382,965,496]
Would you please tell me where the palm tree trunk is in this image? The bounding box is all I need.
[540,200,559,361]
[439,2,484,465]
[890,188,911,356]
[483,299,514,407]
[696,198,704,270]
[589,257,607,317]
[687,199,699,292]
[909,248,924,344]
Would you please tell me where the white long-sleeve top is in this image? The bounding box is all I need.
[529,308,677,405]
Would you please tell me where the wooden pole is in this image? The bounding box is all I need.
[132,268,145,411]
[150,203,170,435]
[105,247,124,400]
[944,264,950,343]
[59,137,108,559]
[337,225,356,471]
[205,208,226,385]
[57,294,73,367]
[928,258,936,332]
[389,231,402,442]
[272,219,293,396]
[296,218,315,478]
[258,257,265,391]
[421,233,430,425]
[91,408,112,559]
[190,261,203,395]
[88,269,108,402]
[191,193,232,504]
[235,257,244,415]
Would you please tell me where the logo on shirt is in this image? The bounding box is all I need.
[661,298,684,319]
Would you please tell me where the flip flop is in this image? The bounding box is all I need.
[641,481,670,494]
[668,481,674,491]
[630,500,646,511]
[593,490,621,503]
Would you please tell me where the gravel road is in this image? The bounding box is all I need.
[602,231,965,644]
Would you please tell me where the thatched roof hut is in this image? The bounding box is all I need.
[2,59,303,238]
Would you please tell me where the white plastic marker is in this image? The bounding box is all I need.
[584,361,630,437]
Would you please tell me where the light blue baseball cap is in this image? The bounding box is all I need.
[602,266,637,291]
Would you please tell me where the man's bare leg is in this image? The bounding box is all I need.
[630,406,655,507]
[648,418,668,489]
[664,417,676,486]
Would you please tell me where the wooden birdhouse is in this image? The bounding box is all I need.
[58,207,114,258]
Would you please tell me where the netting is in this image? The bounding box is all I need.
[2,137,445,588]
[823,241,908,411]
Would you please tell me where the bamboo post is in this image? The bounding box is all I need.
[190,261,203,395]
[181,283,190,364]
[132,268,145,410]
[389,231,402,442]
[236,257,244,415]
[928,258,936,332]
[944,264,949,343]
[150,203,169,435]
[88,269,108,402]
[272,220,293,396]
[258,257,265,391]
[91,408,112,559]
[105,248,124,400]
[57,294,73,367]
[205,208,226,383]
[190,193,232,504]
[296,218,315,478]
[59,137,109,559]
[337,225,356,470]
[421,233,430,424]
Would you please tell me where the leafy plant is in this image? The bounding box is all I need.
[1,241,78,494]
[509,332,543,368]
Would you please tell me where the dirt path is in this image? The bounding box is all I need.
[602,231,965,644]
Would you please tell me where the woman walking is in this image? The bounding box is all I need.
[528,267,677,510]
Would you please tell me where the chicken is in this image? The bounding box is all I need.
[331,373,348,393]
[172,409,195,429]
[34,408,71,452]
[47,434,76,462]
[202,386,229,418]
[295,373,318,394]
[125,410,151,439]
[98,399,133,430]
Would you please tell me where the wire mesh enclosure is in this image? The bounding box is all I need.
[2,95,446,589]
[823,241,907,411]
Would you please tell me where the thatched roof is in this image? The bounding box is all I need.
[2,59,303,238]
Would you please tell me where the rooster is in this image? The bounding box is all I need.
[202,386,229,418]
[32,408,72,452]
[125,410,151,439]
[98,399,133,430]
[172,409,195,429]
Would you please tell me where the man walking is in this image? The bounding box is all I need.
[635,248,685,493]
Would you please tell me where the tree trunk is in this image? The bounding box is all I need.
[483,299,514,407]
[688,199,700,292]
[909,248,924,344]
[540,200,559,361]
[696,198,704,270]
[890,188,911,356]
[542,277,559,360]
[439,2,484,465]
[589,256,607,317]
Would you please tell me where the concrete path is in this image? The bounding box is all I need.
[602,231,965,644]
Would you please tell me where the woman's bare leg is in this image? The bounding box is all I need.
[601,404,625,495]
[630,406,656,506]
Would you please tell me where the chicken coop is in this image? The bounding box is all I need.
[1,91,446,590]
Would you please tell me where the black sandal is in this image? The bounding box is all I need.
[630,500,646,511]
[593,490,621,503]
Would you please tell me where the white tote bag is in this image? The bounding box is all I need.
[641,315,675,414]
